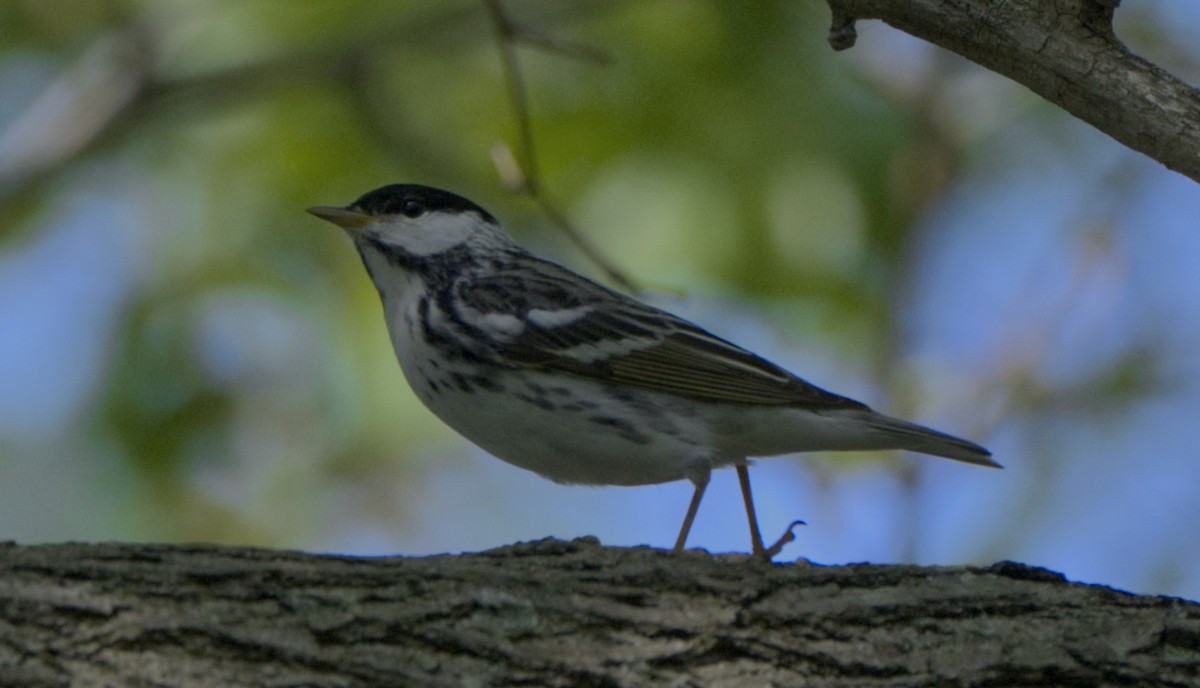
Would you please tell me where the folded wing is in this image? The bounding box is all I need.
[457,263,867,410]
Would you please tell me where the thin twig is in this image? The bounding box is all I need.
[508,21,612,64]
[482,0,637,292]
[483,0,542,186]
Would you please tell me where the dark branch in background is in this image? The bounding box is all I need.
[0,4,482,210]
[2,539,1197,686]
[825,0,1200,185]
[0,28,152,201]
[482,0,638,292]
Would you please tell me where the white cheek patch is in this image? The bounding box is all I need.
[370,211,494,257]
[527,306,594,329]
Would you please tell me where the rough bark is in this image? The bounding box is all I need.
[825,0,1200,184]
[1,538,1197,687]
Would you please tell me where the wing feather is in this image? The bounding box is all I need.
[456,263,866,410]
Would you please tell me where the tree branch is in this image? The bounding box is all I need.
[826,0,1200,184]
[482,0,639,292]
[2,538,1197,686]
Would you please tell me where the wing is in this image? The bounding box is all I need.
[455,262,867,410]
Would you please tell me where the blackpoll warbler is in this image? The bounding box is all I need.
[309,184,997,555]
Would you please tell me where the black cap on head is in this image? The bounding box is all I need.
[348,184,497,224]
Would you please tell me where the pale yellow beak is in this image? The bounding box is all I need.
[307,206,372,229]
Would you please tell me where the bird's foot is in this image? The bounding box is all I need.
[756,520,806,560]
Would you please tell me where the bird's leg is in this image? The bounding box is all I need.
[673,473,710,552]
[736,464,766,556]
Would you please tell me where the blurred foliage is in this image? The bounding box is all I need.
[1,0,1198,599]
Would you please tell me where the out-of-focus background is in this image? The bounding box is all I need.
[2,1,1198,599]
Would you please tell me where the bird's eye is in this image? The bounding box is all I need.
[401,200,424,218]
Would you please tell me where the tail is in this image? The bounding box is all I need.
[848,409,1000,468]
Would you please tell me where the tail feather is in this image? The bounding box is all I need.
[856,411,999,468]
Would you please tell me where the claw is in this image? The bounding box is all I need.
[758,520,807,560]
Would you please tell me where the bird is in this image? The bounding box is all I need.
[309,183,998,556]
